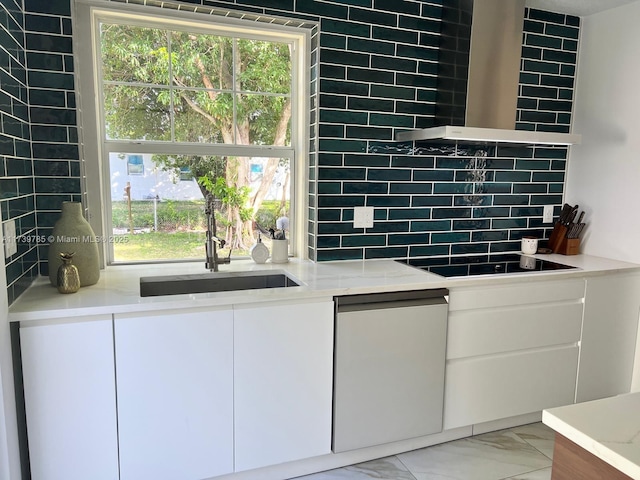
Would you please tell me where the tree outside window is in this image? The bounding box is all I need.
[98,18,295,261]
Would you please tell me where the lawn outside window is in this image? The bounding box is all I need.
[74,0,310,265]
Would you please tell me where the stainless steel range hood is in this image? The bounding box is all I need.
[398,125,581,145]
[395,0,581,145]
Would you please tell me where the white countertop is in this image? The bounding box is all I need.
[9,253,640,322]
[543,392,640,479]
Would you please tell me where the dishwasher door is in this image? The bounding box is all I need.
[333,289,448,453]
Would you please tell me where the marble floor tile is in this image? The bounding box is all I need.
[294,424,555,480]
[510,423,556,459]
[298,456,417,480]
[505,466,552,480]
[397,429,552,480]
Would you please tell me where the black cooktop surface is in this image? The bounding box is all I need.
[399,254,577,278]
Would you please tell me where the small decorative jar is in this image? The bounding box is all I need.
[57,252,81,294]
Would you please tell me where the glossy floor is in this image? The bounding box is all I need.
[298,423,555,480]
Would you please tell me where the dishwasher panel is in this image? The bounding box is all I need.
[332,290,448,453]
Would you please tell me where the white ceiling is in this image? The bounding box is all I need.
[525,0,640,16]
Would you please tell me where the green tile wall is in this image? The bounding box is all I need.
[26,0,82,278]
[0,0,581,302]
[0,0,38,304]
[0,0,80,303]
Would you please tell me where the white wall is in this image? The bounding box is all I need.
[566,2,640,264]
[110,154,203,202]
[567,2,640,392]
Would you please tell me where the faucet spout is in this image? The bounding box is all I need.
[205,194,231,272]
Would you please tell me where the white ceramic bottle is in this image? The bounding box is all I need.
[250,234,270,264]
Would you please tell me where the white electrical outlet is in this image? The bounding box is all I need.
[3,220,17,258]
[353,206,374,229]
[543,205,554,224]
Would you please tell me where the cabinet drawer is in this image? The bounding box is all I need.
[447,301,583,359]
[444,345,579,430]
[448,279,585,312]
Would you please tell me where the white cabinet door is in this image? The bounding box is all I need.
[20,316,118,480]
[114,307,233,480]
[444,345,579,430]
[234,299,334,472]
[577,272,640,402]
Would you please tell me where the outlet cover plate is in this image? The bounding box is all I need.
[543,205,554,224]
[353,207,374,229]
[3,220,17,258]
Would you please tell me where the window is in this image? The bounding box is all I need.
[75,2,309,264]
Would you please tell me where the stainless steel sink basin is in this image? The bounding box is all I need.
[140,270,300,297]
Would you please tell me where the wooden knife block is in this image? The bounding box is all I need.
[558,237,580,255]
[549,223,580,255]
[548,224,567,253]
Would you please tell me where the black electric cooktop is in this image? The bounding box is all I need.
[399,254,577,278]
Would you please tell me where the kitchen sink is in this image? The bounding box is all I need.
[139,270,300,297]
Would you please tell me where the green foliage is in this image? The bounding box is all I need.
[100,23,291,145]
[111,200,287,260]
[201,177,253,222]
[112,200,205,231]
[254,200,290,230]
[113,231,207,261]
[102,21,294,251]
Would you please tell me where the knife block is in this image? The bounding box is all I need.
[558,237,580,255]
[548,224,567,253]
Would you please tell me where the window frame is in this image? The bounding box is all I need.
[74,0,310,266]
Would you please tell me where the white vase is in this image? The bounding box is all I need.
[48,202,100,287]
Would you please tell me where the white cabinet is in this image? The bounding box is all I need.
[20,316,119,480]
[576,272,640,402]
[233,299,334,471]
[114,307,234,480]
[444,279,585,430]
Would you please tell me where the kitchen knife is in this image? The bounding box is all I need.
[565,205,579,226]
[558,204,572,225]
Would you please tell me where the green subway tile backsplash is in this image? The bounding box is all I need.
[412,196,454,207]
[297,0,347,18]
[1,0,82,302]
[320,18,370,37]
[371,54,416,72]
[349,7,397,27]
[451,243,489,255]
[1,0,580,302]
[342,234,386,247]
[372,25,417,43]
[545,24,579,39]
